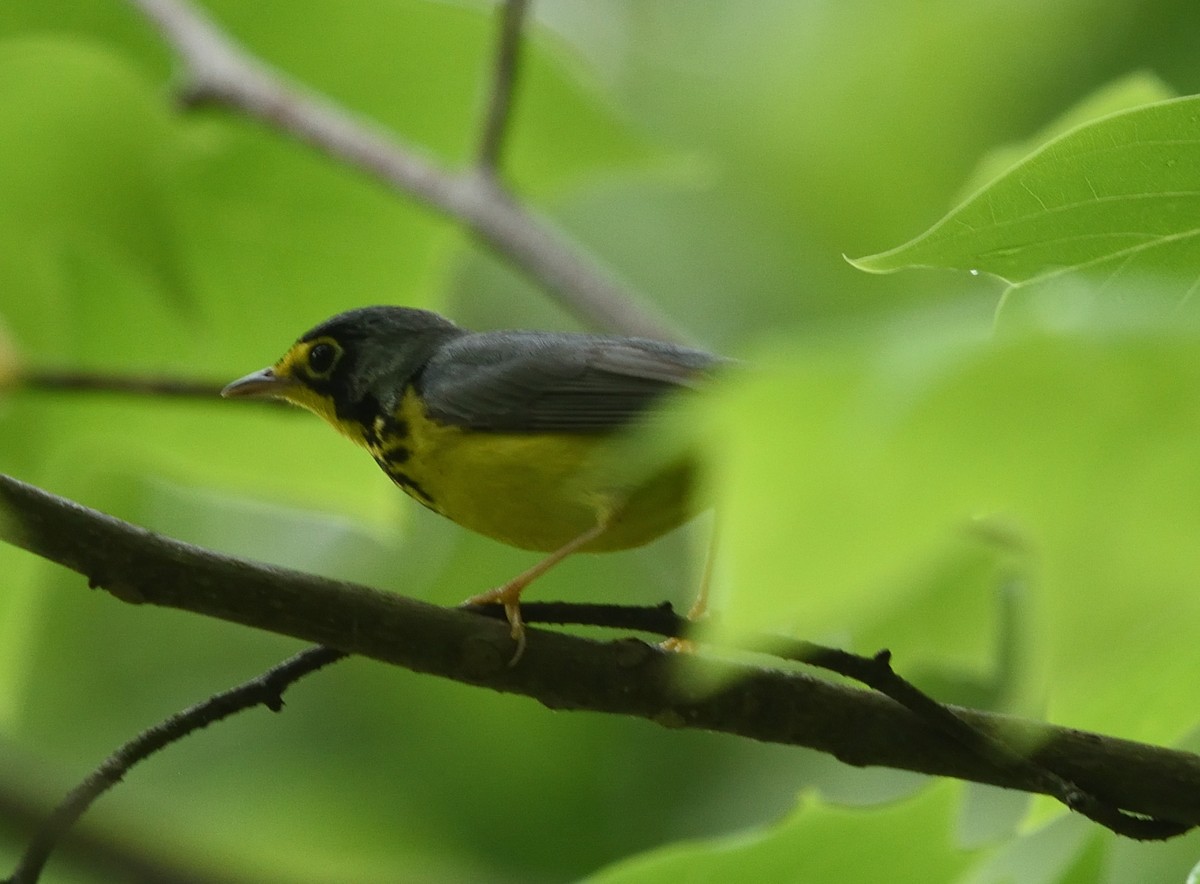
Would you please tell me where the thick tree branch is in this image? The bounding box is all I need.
[10,602,1180,881]
[2,473,1199,827]
[124,0,679,342]
[472,603,1188,839]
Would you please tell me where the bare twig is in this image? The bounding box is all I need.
[765,643,1189,840]
[476,0,532,176]
[17,370,225,400]
[6,647,345,884]
[2,473,1198,830]
[124,0,680,341]
[13,370,301,409]
[0,759,231,884]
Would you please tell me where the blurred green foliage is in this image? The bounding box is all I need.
[2,1,1200,882]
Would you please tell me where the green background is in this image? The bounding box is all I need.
[2,1,1200,881]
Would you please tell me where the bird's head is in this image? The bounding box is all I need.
[222,306,463,439]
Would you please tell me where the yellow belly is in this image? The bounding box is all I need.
[369,389,697,552]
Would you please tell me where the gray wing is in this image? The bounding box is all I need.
[417,331,725,432]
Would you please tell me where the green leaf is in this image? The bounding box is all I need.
[701,306,1200,745]
[0,36,189,359]
[954,72,1177,201]
[850,94,1200,307]
[589,782,974,884]
[961,815,1099,884]
[0,544,45,729]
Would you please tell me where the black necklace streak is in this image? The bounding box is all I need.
[357,396,436,509]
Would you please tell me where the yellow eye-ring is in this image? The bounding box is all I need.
[306,340,340,376]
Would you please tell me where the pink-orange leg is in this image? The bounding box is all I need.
[464,521,608,665]
[662,520,719,652]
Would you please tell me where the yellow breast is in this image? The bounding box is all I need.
[353,388,696,553]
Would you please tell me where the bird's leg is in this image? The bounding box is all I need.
[465,520,609,665]
[662,518,720,652]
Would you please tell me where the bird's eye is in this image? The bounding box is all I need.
[307,342,338,375]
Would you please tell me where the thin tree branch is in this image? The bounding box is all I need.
[12,370,300,409]
[475,0,532,176]
[5,648,345,884]
[123,0,680,342]
[17,370,225,399]
[2,473,1199,829]
[0,754,235,884]
[767,643,1187,840]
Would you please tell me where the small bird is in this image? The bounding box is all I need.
[222,306,722,661]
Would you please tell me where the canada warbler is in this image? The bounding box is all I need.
[222,306,722,660]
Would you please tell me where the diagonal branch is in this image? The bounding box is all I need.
[124,0,680,342]
[476,0,532,176]
[5,648,345,884]
[2,472,1199,828]
[0,749,235,884]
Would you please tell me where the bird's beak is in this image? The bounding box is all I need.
[221,367,295,400]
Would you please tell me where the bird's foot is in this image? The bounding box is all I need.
[464,583,527,666]
[659,636,697,653]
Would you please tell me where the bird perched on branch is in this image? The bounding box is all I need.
[223,306,723,662]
